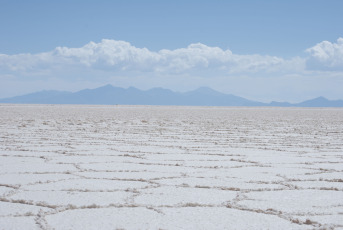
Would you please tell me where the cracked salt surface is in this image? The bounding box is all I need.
[0,105,342,229]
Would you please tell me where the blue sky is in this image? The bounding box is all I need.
[1,0,343,102]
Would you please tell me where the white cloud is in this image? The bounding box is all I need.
[53,40,160,70]
[306,37,343,71]
[0,39,305,76]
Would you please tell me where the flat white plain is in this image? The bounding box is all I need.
[0,104,342,230]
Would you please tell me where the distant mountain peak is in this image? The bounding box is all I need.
[296,96,343,107]
[187,87,224,96]
[302,96,329,103]
[195,86,219,92]
[99,84,115,89]
[313,96,328,100]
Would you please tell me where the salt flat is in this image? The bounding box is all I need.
[0,104,342,229]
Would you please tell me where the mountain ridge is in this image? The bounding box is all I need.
[1,85,343,107]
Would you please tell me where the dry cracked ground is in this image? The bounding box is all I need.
[0,104,343,229]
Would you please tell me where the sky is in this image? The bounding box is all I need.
[0,0,343,102]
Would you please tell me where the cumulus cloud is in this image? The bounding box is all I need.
[0,39,304,76]
[53,40,160,70]
[306,37,343,71]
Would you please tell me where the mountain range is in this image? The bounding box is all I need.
[1,84,343,107]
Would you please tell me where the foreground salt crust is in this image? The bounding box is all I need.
[0,104,342,229]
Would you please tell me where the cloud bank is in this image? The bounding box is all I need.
[0,39,306,76]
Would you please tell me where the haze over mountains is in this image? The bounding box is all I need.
[1,84,343,107]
